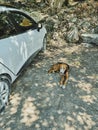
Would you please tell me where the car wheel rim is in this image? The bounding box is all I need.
[0,81,9,108]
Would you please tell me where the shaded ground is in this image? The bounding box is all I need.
[0,41,98,130]
[0,1,98,130]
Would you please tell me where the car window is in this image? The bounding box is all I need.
[0,13,17,39]
[10,11,37,32]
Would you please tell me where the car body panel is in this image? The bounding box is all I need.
[0,5,47,111]
[0,63,16,82]
[0,5,47,82]
[0,6,21,13]
[0,27,46,75]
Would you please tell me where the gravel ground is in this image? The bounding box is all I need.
[0,41,98,130]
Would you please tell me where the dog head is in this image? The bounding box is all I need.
[59,64,68,74]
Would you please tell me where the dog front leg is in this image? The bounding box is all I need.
[64,71,69,85]
[60,71,69,89]
[48,69,54,74]
[60,75,65,87]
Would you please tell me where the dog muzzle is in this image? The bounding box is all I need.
[60,68,65,74]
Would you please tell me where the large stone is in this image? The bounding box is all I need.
[81,34,98,45]
[94,26,98,34]
[66,26,79,43]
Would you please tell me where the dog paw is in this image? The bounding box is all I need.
[59,84,66,89]
[62,85,66,89]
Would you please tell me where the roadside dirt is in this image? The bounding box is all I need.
[0,1,98,130]
[0,40,98,130]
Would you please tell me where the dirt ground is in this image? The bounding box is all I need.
[0,40,98,130]
[0,1,98,130]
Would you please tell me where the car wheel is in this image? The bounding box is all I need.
[42,34,47,52]
[0,79,11,112]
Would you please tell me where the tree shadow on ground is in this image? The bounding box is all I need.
[0,44,98,130]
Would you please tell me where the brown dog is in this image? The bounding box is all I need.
[48,62,69,88]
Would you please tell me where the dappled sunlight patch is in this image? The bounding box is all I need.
[65,111,96,130]
[45,97,50,102]
[50,115,55,120]
[34,83,39,87]
[42,119,49,127]
[80,67,87,73]
[66,116,75,124]
[46,82,57,88]
[5,119,16,128]
[77,112,96,129]
[35,64,41,69]
[35,123,41,129]
[57,109,63,114]
[58,57,68,63]
[79,95,97,104]
[87,74,98,82]
[77,82,92,94]
[43,50,53,58]
[49,76,54,81]
[64,123,76,130]
[20,96,39,126]
[73,61,81,68]
[70,76,77,82]
[0,122,3,128]
[10,93,22,114]
[5,128,11,130]
[52,127,57,130]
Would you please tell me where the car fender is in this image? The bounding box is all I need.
[0,63,16,82]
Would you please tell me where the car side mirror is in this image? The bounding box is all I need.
[37,23,42,32]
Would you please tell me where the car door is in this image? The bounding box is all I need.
[10,11,45,61]
[0,12,29,75]
[10,11,46,73]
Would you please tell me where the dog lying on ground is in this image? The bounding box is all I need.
[48,62,69,88]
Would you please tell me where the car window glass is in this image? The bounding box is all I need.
[11,12,37,31]
[0,13,16,39]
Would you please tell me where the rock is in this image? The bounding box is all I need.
[66,26,79,43]
[94,26,98,34]
[35,0,41,3]
[81,43,93,48]
[45,19,55,32]
[30,11,48,22]
[81,34,98,45]
[68,1,78,6]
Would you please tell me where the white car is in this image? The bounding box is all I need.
[0,5,47,112]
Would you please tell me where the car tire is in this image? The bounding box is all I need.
[0,79,11,113]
